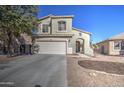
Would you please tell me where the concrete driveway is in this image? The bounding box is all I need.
[0,54,67,87]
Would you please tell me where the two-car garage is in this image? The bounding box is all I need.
[36,41,67,55]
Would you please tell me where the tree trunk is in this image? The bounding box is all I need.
[6,31,13,57]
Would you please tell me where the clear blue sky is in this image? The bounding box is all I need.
[38,5,124,43]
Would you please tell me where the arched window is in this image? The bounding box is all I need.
[58,21,66,31]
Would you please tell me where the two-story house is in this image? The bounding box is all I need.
[33,14,94,56]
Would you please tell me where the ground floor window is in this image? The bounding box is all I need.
[114,41,124,50]
[121,41,124,50]
[114,41,120,50]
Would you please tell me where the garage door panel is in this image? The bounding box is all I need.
[36,41,66,54]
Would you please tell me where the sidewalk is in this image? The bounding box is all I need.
[67,54,92,59]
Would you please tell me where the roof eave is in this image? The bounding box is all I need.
[39,15,74,21]
[72,27,92,35]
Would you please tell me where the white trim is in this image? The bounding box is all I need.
[57,30,68,32]
[42,24,49,33]
[113,40,124,51]
[57,20,67,32]
[113,41,121,50]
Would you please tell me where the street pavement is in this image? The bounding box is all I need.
[0,54,67,87]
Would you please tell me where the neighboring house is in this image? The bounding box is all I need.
[96,32,124,55]
[33,14,94,56]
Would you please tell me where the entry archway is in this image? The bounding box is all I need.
[76,38,84,53]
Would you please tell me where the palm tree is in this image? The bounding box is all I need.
[0,5,38,57]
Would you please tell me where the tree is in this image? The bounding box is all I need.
[0,5,38,56]
[92,44,99,56]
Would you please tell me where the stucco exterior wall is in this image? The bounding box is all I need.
[97,40,124,55]
[97,41,109,55]
[68,29,94,56]
[109,40,118,55]
[37,17,51,34]
[109,40,124,55]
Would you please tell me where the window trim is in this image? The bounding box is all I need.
[57,21,67,32]
[121,41,124,50]
[42,24,49,33]
[114,41,121,50]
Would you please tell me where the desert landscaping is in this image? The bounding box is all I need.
[67,54,124,87]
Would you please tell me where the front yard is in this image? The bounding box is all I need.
[0,55,16,63]
[67,54,124,87]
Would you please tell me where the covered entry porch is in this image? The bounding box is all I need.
[76,38,85,54]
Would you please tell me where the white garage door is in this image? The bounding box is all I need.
[36,41,66,54]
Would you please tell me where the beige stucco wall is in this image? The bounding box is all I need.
[109,40,118,55]
[97,41,109,55]
[37,17,72,35]
[97,40,124,55]
[51,18,72,34]
[108,40,124,55]
[68,29,94,56]
[37,17,51,34]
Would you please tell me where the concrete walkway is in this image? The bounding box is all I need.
[0,54,67,87]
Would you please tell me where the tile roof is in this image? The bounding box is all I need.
[96,32,124,44]
[39,14,74,20]
[108,32,124,40]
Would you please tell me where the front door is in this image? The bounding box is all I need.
[76,41,80,53]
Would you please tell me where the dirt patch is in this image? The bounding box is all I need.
[78,60,124,75]
[67,55,124,87]
[0,55,19,63]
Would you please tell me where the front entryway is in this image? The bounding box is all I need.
[76,39,84,53]
[36,41,67,54]
[76,41,80,53]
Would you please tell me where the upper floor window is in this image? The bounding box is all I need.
[58,21,66,31]
[114,41,120,50]
[79,33,82,36]
[42,24,49,33]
